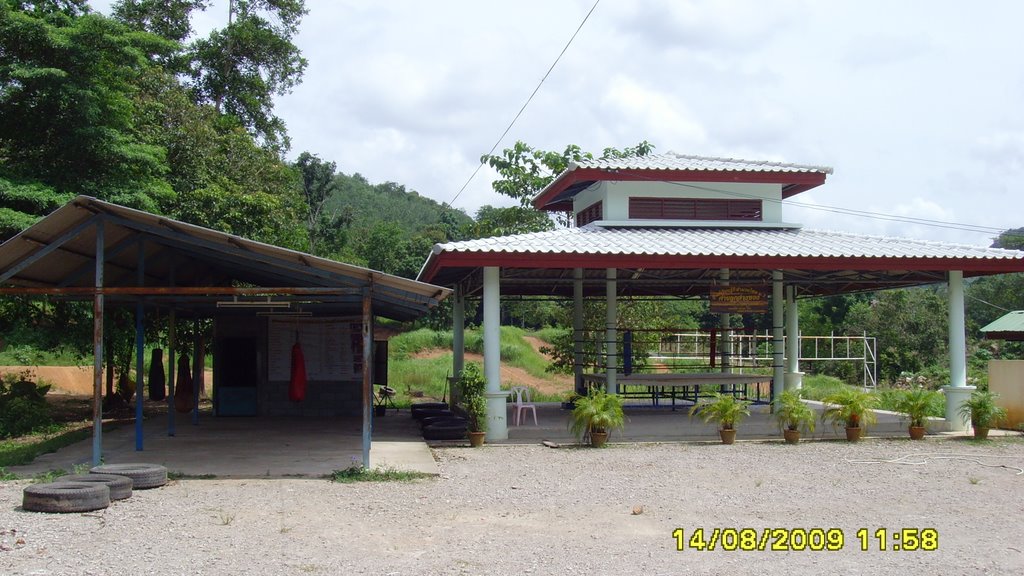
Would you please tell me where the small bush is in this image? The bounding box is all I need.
[0,377,54,439]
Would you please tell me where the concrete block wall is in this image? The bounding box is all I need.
[261,379,363,417]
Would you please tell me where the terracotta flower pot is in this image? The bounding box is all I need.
[973,426,990,440]
[590,431,609,447]
[845,426,862,442]
[468,431,486,447]
[783,428,800,444]
[719,428,737,445]
[909,426,926,440]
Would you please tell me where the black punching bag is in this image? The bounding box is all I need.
[148,348,166,401]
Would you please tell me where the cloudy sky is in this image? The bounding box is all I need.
[98,0,1024,246]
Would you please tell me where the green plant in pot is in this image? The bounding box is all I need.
[569,388,625,447]
[957,390,1007,440]
[458,363,488,447]
[821,387,878,442]
[895,387,941,440]
[774,389,815,444]
[690,393,751,444]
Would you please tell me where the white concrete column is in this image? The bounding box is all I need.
[482,267,508,440]
[719,269,730,373]
[451,286,465,403]
[606,268,617,394]
[943,270,974,431]
[772,271,785,404]
[573,268,585,394]
[785,286,803,390]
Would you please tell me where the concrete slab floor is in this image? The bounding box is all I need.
[9,408,440,479]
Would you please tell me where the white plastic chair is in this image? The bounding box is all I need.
[510,385,538,426]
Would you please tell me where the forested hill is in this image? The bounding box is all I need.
[328,172,471,236]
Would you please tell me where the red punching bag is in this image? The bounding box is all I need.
[289,342,307,402]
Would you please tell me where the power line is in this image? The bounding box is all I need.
[443,0,602,210]
[626,172,1019,241]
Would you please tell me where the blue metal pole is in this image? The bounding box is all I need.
[361,288,373,468]
[192,323,201,426]
[168,308,176,437]
[135,242,145,451]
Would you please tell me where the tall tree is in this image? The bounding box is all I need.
[189,0,307,150]
[294,152,351,255]
[0,3,176,237]
[481,140,655,231]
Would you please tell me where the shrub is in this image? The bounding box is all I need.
[0,376,54,439]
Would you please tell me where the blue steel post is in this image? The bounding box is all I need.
[192,325,201,425]
[167,308,176,436]
[135,242,145,450]
[361,287,373,468]
[92,219,105,466]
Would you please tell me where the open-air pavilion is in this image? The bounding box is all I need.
[417,153,1024,441]
[0,196,450,469]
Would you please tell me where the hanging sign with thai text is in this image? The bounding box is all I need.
[709,286,769,314]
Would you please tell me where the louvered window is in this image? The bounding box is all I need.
[575,201,603,226]
[628,198,762,221]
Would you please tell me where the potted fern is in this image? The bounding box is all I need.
[690,393,751,444]
[774,389,815,444]
[821,387,878,442]
[957,390,1007,440]
[895,387,941,440]
[569,388,625,447]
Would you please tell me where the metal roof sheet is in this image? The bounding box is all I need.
[0,196,450,321]
[980,311,1024,334]
[427,225,1018,261]
[573,152,834,175]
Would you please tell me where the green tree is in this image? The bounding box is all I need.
[844,288,949,383]
[189,0,307,150]
[0,4,176,227]
[294,152,352,256]
[480,140,655,231]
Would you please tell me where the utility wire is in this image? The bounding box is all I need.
[443,0,602,210]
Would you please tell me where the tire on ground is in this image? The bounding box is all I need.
[61,473,133,500]
[411,402,449,418]
[23,481,111,513]
[422,422,468,440]
[90,463,168,489]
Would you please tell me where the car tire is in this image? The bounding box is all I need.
[23,482,110,513]
[90,463,168,489]
[61,473,133,500]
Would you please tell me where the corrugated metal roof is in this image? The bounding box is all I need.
[0,196,450,321]
[573,152,834,175]
[427,225,1018,261]
[980,311,1024,334]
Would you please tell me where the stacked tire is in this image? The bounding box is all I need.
[22,463,167,514]
[412,402,469,440]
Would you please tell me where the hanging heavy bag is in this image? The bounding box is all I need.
[289,342,307,402]
[174,354,195,413]
[148,348,166,401]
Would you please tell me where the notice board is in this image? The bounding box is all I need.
[267,318,363,381]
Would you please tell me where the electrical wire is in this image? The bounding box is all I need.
[443,0,602,210]
[620,171,1022,241]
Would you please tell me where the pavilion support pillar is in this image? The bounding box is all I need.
[134,241,145,451]
[91,220,105,466]
[606,268,617,394]
[771,271,785,406]
[451,285,465,406]
[943,270,973,432]
[719,269,730,373]
[361,288,374,467]
[192,322,203,426]
[573,268,585,395]
[785,286,803,391]
[167,307,176,437]
[482,267,508,440]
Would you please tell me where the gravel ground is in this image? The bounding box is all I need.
[1,438,1023,575]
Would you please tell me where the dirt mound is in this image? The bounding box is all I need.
[409,349,572,398]
[1,366,94,395]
